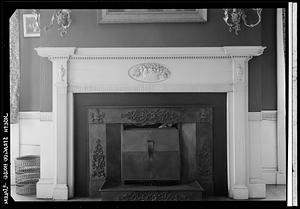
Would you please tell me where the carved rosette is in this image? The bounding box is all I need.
[92,138,106,178]
[89,109,105,123]
[121,109,180,125]
[118,191,188,201]
[199,108,211,123]
[128,63,171,83]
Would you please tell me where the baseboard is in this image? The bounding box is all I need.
[248,183,266,198]
[53,184,69,200]
[36,178,54,199]
[231,185,249,199]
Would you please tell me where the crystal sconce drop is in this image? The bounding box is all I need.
[223,8,262,35]
[32,9,72,37]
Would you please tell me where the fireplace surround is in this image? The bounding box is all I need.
[87,105,214,199]
[35,46,266,200]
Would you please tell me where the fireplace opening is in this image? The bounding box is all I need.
[74,93,228,199]
[122,124,180,185]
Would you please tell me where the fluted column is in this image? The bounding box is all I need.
[230,57,250,199]
[224,46,266,199]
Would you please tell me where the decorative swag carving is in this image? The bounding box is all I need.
[121,109,180,126]
[128,63,171,83]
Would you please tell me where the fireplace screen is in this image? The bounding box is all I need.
[122,127,180,182]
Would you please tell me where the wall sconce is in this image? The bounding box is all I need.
[223,8,262,35]
[32,9,72,37]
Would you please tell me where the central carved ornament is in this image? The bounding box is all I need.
[128,63,171,83]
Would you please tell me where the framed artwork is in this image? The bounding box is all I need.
[97,9,207,23]
[23,14,40,37]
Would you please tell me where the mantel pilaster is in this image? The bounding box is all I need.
[35,47,76,200]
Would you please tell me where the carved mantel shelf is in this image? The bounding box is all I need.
[35,46,266,200]
[35,46,264,58]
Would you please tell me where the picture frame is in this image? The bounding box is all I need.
[97,9,207,24]
[23,14,40,37]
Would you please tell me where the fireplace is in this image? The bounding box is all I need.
[35,46,266,200]
[87,106,214,199]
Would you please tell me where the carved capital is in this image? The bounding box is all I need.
[35,47,76,58]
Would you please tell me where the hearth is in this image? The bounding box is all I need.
[88,106,213,200]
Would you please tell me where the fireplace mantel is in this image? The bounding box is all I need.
[35,46,266,200]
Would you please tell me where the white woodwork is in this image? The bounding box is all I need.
[276,13,286,184]
[261,111,278,184]
[288,3,298,206]
[10,123,19,185]
[248,112,265,198]
[35,46,265,200]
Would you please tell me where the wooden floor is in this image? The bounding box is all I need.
[10,185,286,202]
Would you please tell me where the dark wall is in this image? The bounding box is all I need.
[19,10,41,111]
[261,9,277,110]
[19,9,277,111]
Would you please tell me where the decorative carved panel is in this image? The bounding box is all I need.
[57,65,66,82]
[118,191,188,201]
[199,107,211,123]
[89,124,106,197]
[121,109,180,125]
[235,63,245,82]
[92,138,106,178]
[196,123,214,195]
[198,137,213,177]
